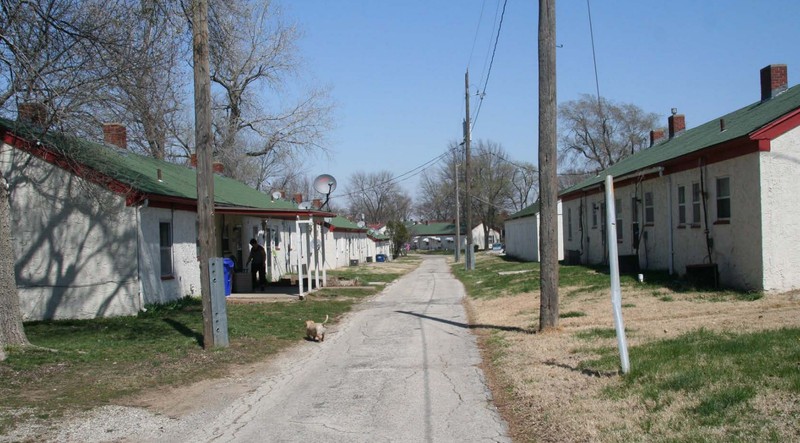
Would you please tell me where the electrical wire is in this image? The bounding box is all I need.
[467,0,489,69]
[471,0,508,133]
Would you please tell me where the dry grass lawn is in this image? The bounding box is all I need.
[466,279,800,442]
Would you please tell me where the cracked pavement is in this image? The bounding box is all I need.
[185,255,510,442]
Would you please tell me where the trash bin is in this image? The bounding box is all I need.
[376,254,386,262]
[222,258,235,296]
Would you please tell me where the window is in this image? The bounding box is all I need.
[567,207,573,241]
[644,192,654,224]
[692,182,702,225]
[677,186,686,225]
[716,177,731,220]
[159,222,173,277]
[615,198,623,241]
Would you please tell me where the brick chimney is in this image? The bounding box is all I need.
[190,153,197,167]
[212,161,224,174]
[103,123,127,149]
[294,193,303,204]
[668,113,685,139]
[312,198,322,209]
[649,129,665,147]
[18,102,48,127]
[761,64,788,101]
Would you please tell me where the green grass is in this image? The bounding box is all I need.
[579,327,800,439]
[560,311,586,318]
[0,296,353,432]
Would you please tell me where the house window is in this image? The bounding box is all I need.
[644,192,654,224]
[677,186,686,225]
[592,203,598,228]
[567,207,573,241]
[160,222,173,277]
[692,182,702,225]
[716,177,731,220]
[615,198,623,241]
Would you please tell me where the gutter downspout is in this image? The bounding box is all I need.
[667,175,674,275]
[136,200,146,311]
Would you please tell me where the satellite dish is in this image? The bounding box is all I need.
[271,191,282,200]
[298,201,313,210]
[313,174,337,195]
[357,221,366,228]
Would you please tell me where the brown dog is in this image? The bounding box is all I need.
[305,315,329,342]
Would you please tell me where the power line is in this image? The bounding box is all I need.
[471,0,508,133]
[587,0,602,105]
[467,0,489,68]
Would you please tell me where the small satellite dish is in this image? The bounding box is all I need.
[357,221,366,228]
[271,191,282,200]
[313,174,337,195]
[298,201,313,210]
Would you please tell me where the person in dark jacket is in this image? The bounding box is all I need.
[246,238,267,291]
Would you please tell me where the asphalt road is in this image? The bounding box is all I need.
[187,255,510,443]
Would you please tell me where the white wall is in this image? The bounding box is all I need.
[504,201,563,262]
[761,126,800,292]
[2,145,140,320]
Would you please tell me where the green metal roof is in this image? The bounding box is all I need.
[560,83,800,196]
[1,118,299,210]
[507,202,541,220]
[409,222,461,236]
[326,216,366,231]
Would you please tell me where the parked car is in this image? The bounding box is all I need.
[489,242,505,254]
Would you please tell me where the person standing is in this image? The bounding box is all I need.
[246,238,267,291]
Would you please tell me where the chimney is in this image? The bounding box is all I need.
[190,153,197,167]
[280,190,286,199]
[649,129,665,147]
[103,123,127,149]
[312,198,322,209]
[668,113,685,139]
[294,193,303,204]
[760,64,788,101]
[18,102,48,127]
[212,162,224,174]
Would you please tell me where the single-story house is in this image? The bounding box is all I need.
[409,221,500,251]
[322,216,371,268]
[504,201,564,262]
[1,114,333,320]
[559,64,800,292]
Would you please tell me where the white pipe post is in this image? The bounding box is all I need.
[604,175,630,374]
[296,218,304,299]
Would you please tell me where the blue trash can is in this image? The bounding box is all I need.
[376,254,386,262]
[222,258,235,296]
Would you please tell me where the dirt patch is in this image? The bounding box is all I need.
[465,287,800,442]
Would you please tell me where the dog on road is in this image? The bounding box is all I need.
[305,315,329,342]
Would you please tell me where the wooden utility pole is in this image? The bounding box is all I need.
[192,0,218,348]
[464,70,474,271]
[454,154,461,263]
[538,0,559,330]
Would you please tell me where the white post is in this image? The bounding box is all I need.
[296,217,304,298]
[604,175,630,374]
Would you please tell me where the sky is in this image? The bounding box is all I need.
[279,0,800,203]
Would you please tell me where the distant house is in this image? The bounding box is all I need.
[1,115,333,320]
[322,216,370,267]
[504,201,564,262]
[409,221,499,251]
[559,64,800,292]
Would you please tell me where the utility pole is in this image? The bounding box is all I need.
[464,70,474,271]
[192,0,219,348]
[454,154,461,263]
[538,0,559,331]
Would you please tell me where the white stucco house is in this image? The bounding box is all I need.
[409,221,500,252]
[504,201,564,262]
[559,64,800,293]
[1,116,334,320]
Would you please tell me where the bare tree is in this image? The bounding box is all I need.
[207,0,332,184]
[510,161,538,212]
[559,94,658,173]
[0,174,29,355]
[471,140,515,248]
[347,170,412,224]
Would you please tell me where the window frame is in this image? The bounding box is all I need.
[677,185,687,226]
[615,198,623,242]
[691,182,702,226]
[159,221,173,277]
[644,191,655,225]
[716,176,731,221]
